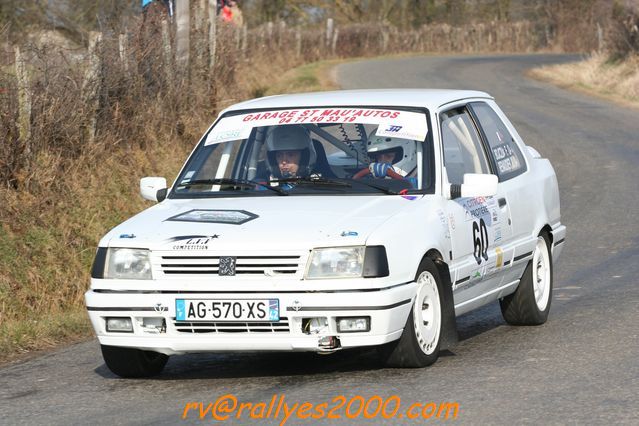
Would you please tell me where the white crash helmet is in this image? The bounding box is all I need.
[265,125,317,178]
[367,133,417,177]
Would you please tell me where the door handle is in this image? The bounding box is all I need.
[498,198,507,208]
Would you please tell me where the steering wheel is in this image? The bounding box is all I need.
[353,167,404,180]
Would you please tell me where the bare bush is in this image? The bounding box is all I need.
[608,2,639,59]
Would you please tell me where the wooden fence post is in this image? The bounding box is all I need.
[161,20,174,84]
[194,0,206,70]
[267,21,274,47]
[241,24,248,60]
[597,22,604,52]
[208,0,217,72]
[381,29,389,53]
[175,0,190,70]
[118,34,129,72]
[278,20,286,47]
[82,32,102,144]
[325,18,334,53]
[331,28,339,56]
[295,28,302,58]
[14,46,32,159]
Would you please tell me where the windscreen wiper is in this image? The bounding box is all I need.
[270,176,352,187]
[176,178,289,195]
[350,179,399,195]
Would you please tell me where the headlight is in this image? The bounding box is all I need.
[105,248,152,279]
[305,246,365,279]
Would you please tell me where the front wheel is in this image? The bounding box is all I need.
[500,233,553,325]
[379,258,443,367]
[101,345,169,378]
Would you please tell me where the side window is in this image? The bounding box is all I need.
[439,107,490,185]
[470,102,526,180]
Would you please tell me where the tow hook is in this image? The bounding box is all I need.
[317,335,341,353]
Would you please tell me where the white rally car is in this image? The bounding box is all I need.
[85,89,566,377]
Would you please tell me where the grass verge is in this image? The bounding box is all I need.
[529,53,639,108]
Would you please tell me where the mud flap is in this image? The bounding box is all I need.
[434,258,458,350]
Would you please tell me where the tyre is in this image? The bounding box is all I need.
[500,233,553,325]
[101,345,169,378]
[379,258,443,368]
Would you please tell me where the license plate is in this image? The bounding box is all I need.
[175,299,279,322]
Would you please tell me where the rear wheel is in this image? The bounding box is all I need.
[500,233,553,325]
[101,345,169,378]
[380,258,443,367]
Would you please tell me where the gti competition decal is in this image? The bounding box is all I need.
[205,108,429,145]
[166,209,258,225]
[166,235,219,250]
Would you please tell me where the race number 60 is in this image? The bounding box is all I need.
[473,218,489,265]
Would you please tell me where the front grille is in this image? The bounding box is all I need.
[159,255,302,276]
[173,317,290,333]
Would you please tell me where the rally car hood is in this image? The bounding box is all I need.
[100,195,422,251]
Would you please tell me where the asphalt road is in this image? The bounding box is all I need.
[1,54,638,425]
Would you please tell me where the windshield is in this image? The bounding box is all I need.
[171,106,431,198]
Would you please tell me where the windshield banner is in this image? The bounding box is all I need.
[205,108,429,145]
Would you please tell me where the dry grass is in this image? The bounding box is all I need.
[530,53,639,107]
[0,136,192,363]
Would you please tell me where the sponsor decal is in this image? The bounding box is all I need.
[206,108,429,146]
[167,209,258,225]
[168,235,219,250]
[340,231,358,237]
[436,209,451,239]
[119,233,136,239]
[384,124,403,132]
[459,196,497,225]
[492,143,521,174]
[399,189,418,200]
[495,247,504,268]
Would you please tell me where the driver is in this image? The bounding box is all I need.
[366,134,417,184]
[265,125,317,179]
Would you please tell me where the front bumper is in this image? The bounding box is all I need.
[85,282,416,355]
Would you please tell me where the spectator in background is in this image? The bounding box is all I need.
[219,0,243,27]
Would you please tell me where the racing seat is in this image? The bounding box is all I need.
[311,139,338,178]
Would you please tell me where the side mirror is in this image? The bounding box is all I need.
[140,177,167,202]
[449,173,498,199]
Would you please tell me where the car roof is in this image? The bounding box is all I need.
[221,89,493,114]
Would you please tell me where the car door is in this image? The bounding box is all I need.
[439,105,513,312]
[468,101,531,285]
